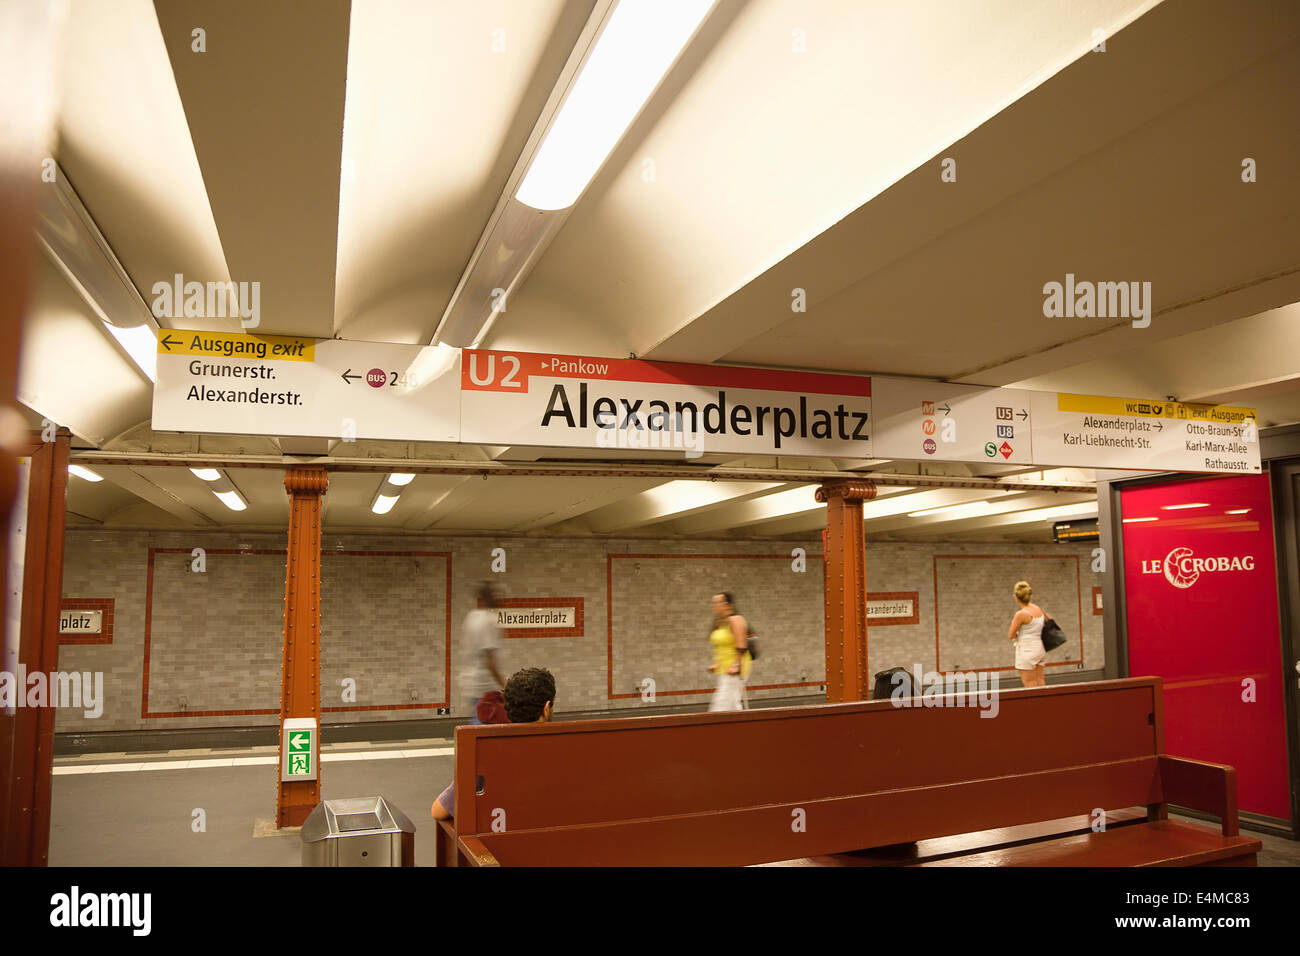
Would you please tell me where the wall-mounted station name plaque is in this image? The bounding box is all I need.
[484,598,585,638]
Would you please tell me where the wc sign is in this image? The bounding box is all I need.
[1140,547,1256,589]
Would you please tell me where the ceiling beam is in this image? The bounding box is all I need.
[94,464,220,527]
[153,0,351,338]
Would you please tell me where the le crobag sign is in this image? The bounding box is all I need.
[1121,474,1290,819]
[459,349,872,457]
[1138,547,1256,589]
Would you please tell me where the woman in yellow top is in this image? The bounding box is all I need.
[707,592,752,712]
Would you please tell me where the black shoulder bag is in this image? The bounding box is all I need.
[1040,615,1067,651]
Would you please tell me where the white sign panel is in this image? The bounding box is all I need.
[872,377,1034,464]
[496,607,576,629]
[1028,392,1260,473]
[867,598,915,619]
[460,349,872,458]
[153,330,461,442]
[59,610,102,634]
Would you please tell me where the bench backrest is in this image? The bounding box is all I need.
[451,676,1167,866]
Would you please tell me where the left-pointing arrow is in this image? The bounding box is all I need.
[160,333,178,351]
[341,369,361,384]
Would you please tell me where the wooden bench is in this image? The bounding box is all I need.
[434,676,1261,867]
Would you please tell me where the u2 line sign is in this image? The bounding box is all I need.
[151,334,1260,473]
[459,350,871,457]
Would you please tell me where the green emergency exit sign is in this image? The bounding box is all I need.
[281,718,318,781]
[288,731,311,775]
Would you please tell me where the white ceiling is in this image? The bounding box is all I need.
[21,0,1300,541]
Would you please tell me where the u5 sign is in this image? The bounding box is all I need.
[459,349,873,458]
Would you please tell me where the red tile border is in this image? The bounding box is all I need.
[606,553,824,700]
[142,548,452,718]
[932,553,1085,675]
[477,596,584,638]
[59,598,114,645]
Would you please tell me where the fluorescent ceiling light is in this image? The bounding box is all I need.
[68,464,102,482]
[1225,508,1251,514]
[1123,516,1158,523]
[190,467,221,482]
[993,503,1097,526]
[515,0,715,210]
[213,490,247,512]
[908,500,993,519]
[103,322,158,382]
[388,473,416,487]
[1161,502,1209,510]
[371,494,399,516]
[401,343,459,393]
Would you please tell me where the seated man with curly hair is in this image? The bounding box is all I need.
[430,667,556,821]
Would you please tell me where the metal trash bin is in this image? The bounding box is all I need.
[301,796,416,867]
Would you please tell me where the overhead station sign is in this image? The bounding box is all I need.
[459,349,872,458]
[152,330,461,442]
[151,335,1260,475]
[1029,392,1260,474]
[872,377,1035,464]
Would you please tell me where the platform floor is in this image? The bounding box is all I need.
[48,737,1300,867]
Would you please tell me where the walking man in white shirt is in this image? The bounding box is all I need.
[461,582,507,724]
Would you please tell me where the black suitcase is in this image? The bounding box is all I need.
[872,666,915,700]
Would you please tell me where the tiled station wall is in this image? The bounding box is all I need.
[55,530,1104,733]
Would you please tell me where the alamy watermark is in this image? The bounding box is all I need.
[0,668,104,718]
[50,886,150,935]
[151,273,260,328]
[889,664,1000,718]
[1042,273,1151,328]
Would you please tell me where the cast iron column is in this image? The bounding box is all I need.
[816,480,876,702]
[277,466,326,827]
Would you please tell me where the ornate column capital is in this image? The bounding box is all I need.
[815,479,877,504]
[284,466,328,495]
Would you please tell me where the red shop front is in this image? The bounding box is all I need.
[1121,473,1291,823]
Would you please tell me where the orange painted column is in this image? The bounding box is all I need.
[277,466,327,827]
[1,431,69,865]
[816,480,876,702]
[0,0,54,866]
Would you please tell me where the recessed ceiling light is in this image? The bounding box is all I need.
[190,467,221,482]
[1225,508,1250,515]
[1161,502,1209,510]
[907,500,993,519]
[1123,517,1158,523]
[388,473,416,486]
[371,494,399,516]
[103,322,158,383]
[515,0,715,210]
[68,464,102,482]
[214,490,247,512]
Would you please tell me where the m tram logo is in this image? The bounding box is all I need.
[1140,547,1256,589]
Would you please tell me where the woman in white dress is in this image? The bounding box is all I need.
[1007,580,1049,688]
